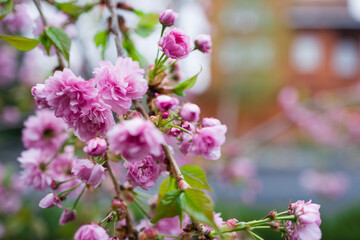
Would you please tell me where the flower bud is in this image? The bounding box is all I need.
[39,193,62,208]
[158,28,193,59]
[178,179,190,190]
[180,103,200,123]
[83,137,107,157]
[159,9,178,27]
[154,95,179,112]
[195,34,212,54]
[162,111,170,119]
[59,208,76,225]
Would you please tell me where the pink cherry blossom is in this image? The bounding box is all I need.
[124,155,162,190]
[107,118,165,161]
[159,9,178,27]
[284,200,321,240]
[72,159,105,188]
[191,123,227,160]
[158,28,193,59]
[22,110,69,154]
[74,223,110,240]
[94,57,148,115]
[72,99,115,141]
[17,149,52,191]
[42,69,98,124]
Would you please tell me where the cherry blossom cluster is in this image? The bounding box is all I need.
[9,3,323,240]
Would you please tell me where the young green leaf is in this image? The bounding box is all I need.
[151,189,183,224]
[55,1,94,19]
[0,0,12,20]
[135,13,159,38]
[173,68,202,96]
[94,30,108,60]
[0,35,40,51]
[39,34,52,55]
[180,165,213,192]
[45,26,71,62]
[180,188,217,229]
[158,176,177,200]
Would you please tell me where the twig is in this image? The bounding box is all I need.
[106,0,123,57]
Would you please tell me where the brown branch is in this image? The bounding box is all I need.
[106,0,124,57]
[104,155,120,196]
[162,145,184,182]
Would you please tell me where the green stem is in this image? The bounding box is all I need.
[58,182,83,197]
[72,184,86,210]
[247,230,264,240]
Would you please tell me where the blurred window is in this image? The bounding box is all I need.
[291,34,323,74]
[332,39,358,79]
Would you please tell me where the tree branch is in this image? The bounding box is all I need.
[106,0,123,57]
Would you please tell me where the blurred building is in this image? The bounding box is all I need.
[194,0,360,135]
[288,0,360,90]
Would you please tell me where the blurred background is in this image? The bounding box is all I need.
[1,0,360,239]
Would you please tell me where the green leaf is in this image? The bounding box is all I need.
[45,26,71,62]
[135,13,159,38]
[94,30,108,59]
[180,165,213,193]
[0,35,40,51]
[173,68,202,96]
[158,176,177,200]
[0,0,12,20]
[39,34,52,55]
[55,1,94,19]
[151,189,183,224]
[180,188,217,229]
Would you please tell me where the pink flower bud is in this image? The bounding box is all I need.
[195,34,212,54]
[59,208,76,225]
[39,193,62,208]
[83,137,107,157]
[159,9,178,27]
[178,179,190,190]
[158,28,193,59]
[71,159,105,188]
[162,111,170,119]
[180,103,200,122]
[74,223,110,240]
[154,95,179,112]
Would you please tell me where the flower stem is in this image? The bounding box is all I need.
[72,184,86,210]
[168,124,192,135]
